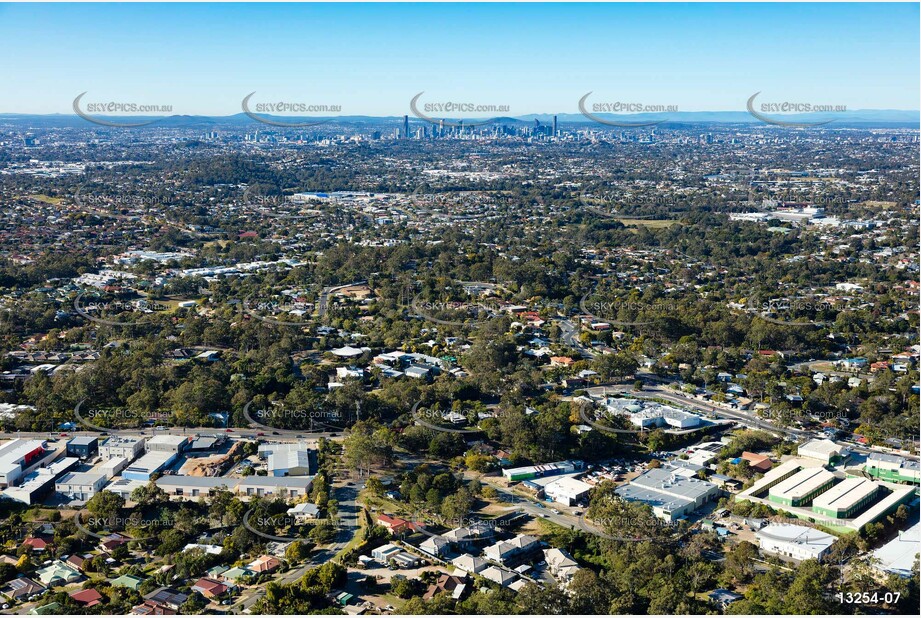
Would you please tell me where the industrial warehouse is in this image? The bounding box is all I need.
[738,457,916,531]
[615,467,720,521]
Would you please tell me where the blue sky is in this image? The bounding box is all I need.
[1,2,918,115]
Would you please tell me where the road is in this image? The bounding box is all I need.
[317,281,366,319]
[231,478,360,613]
[585,380,807,439]
[10,425,343,443]
[558,318,596,359]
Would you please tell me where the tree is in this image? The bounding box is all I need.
[343,421,394,476]
[725,541,759,584]
[86,490,125,522]
[784,560,837,614]
[180,592,208,615]
[517,582,569,613]
[364,476,384,496]
[440,486,474,523]
[594,352,639,381]
[568,569,612,614]
[285,540,309,564]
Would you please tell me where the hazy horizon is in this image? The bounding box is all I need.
[0,2,918,117]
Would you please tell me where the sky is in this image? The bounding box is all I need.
[0,2,918,116]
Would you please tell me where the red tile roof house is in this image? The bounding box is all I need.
[99,533,131,553]
[191,577,230,599]
[247,555,282,574]
[376,514,421,536]
[741,452,773,473]
[23,536,52,552]
[69,588,104,608]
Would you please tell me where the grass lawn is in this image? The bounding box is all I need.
[28,194,64,205]
[619,218,678,228]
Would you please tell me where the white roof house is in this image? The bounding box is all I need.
[483,534,540,563]
[55,472,107,501]
[146,434,189,453]
[287,502,320,520]
[451,554,488,574]
[543,547,580,582]
[419,535,450,556]
[480,565,518,586]
[0,439,46,486]
[267,448,312,477]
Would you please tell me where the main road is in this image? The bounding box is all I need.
[585,379,808,439]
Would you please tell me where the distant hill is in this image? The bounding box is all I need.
[1,109,917,129]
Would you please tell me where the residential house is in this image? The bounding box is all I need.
[191,577,230,599]
[220,567,253,583]
[65,554,88,571]
[741,452,773,473]
[28,602,63,615]
[708,588,743,609]
[247,555,281,574]
[423,574,467,600]
[1,577,45,601]
[99,533,131,554]
[377,514,416,536]
[131,600,178,615]
[483,534,540,564]
[22,536,51,553]
[452,554,488,575]
[419,535,450,557]
[111,574,145,591]
[287,502,320,522]
[35,561,81,587]
[69,588,103,608]
[144,588,189,612]
[480,565,518,587]
[443,523,493,549]
[543,548,580,584]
